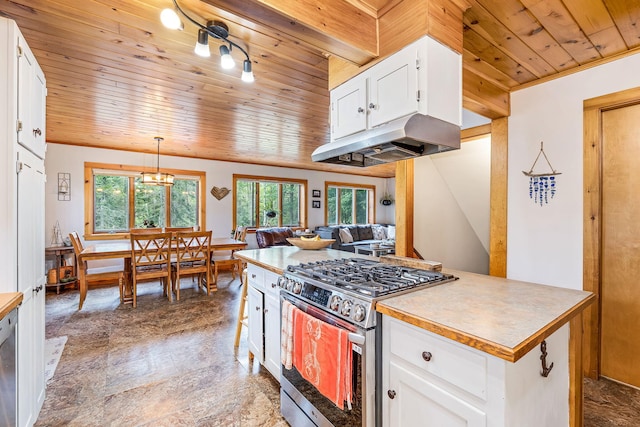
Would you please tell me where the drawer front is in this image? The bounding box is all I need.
[386,316,488,400]
[264,270,281,298]
[247,264,265,290]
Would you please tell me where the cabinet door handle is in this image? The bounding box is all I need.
[357,107,364,113]
[33,128,42,136]
[387,389,396,399]
[255,306,261,311]
[251,274,257,279]
[264,308,269,313]
[422,351,432,362]
[368,103,376,110]
[271,282,277,288]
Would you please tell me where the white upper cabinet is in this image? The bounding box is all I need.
[17,33,47,159]
[330,77,367,140]
[329,35,461,143]
[368,45,420,128]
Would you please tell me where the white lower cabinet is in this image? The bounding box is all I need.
[247,284,264,363]
[264,292,281,379]
[388,360,486,426]
[382,315,570,427]
[246,264,281,381]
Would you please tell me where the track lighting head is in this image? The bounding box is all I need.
[161,1,255,82]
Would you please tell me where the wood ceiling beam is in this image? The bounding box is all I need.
[199,0,378,66]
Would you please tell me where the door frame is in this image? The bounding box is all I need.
[583,86,640,378]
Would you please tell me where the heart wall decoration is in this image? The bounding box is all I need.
[210,186,230,200]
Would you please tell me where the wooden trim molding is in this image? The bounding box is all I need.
[323,181,377,225]
[394,159,414,257]
[489,117,508,277]
[582,86,640,379]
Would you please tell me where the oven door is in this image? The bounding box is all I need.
[280,292,376,427]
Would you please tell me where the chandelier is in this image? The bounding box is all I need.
[141,137,175,186]
[160,0,255,83]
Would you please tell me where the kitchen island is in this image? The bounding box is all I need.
[0,292,23,319]
[234,248,595,426]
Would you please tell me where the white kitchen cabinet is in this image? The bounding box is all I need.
[330,77,367,140]
[382,315,570,427]
[246,264,282,381]
[330,35,461,142]
[264,292,281,379]
[1,17,47,427]
[247,283,264,363]
[17,36,46,159]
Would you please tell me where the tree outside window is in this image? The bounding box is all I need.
[86,163,205,239]
[234,175,307,229]
[325,182,375,225]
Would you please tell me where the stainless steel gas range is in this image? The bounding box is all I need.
[278,257,457,427]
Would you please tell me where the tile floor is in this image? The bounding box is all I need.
[36,274,287,427]
[36,274,640,426]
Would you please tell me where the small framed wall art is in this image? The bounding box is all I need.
[312,200,321,209]
[312,190,321,198]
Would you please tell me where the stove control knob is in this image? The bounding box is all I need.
[292,281,302,294]
[341,300,353,317]
[353,304,366,322]
[278,277,286,288]
[329,295,342,311]
[286,279,294,291]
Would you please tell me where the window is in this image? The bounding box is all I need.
[86,163,205,239]
[325,182,375,225]
[233,175,307,229]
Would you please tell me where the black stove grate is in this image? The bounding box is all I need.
[287,258,455,298]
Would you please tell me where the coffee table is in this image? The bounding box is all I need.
[354,244,395,257]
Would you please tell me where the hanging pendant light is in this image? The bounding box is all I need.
[141,137,174,186]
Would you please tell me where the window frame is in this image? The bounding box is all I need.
[324,181,376,225]
[232,174,308,230]
[84,162,206,240]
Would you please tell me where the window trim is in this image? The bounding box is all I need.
[324,181,376,225]
[232,174,308,230]
[84,162,206,240]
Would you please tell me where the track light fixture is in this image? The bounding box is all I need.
[160,0,255,83]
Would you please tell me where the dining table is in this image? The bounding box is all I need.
[78,237,248,309]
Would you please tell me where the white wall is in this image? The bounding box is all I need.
[508,53,640,289]
[44,144,395,250]
[413,136,491,273]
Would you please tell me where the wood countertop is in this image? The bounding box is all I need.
[376,269,596,362]
[234,246,373,275]
[0,292,23,319]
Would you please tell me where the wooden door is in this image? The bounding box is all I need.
[600,102,640,387]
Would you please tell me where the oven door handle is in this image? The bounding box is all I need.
[348,332,365,345]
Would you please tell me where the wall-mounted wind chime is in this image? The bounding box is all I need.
[522,141,561,206]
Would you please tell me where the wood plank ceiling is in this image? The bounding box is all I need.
[1,0,639,178]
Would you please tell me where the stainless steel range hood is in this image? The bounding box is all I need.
[311,113,461,167]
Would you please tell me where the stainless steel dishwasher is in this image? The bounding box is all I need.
[0,308,18,426]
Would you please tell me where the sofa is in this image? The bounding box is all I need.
[255,227,294,248]
[314,224,395,252]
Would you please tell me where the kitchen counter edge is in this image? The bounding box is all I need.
[0,292,23,319]
[376,270,596,362]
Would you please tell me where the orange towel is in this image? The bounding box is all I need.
[292,307,353,410]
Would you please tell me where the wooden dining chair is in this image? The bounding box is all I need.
[130,231,173,307]
[209,226,247,292]
[171,230,211,300]
[69,232,124,310]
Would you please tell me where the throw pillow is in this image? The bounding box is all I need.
[387,225,396,240]
[347,226,360,241]
[339,228,354,243]
[372,225,387,240]
[358,225,373,240]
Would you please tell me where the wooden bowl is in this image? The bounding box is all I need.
[286,237,335,250]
